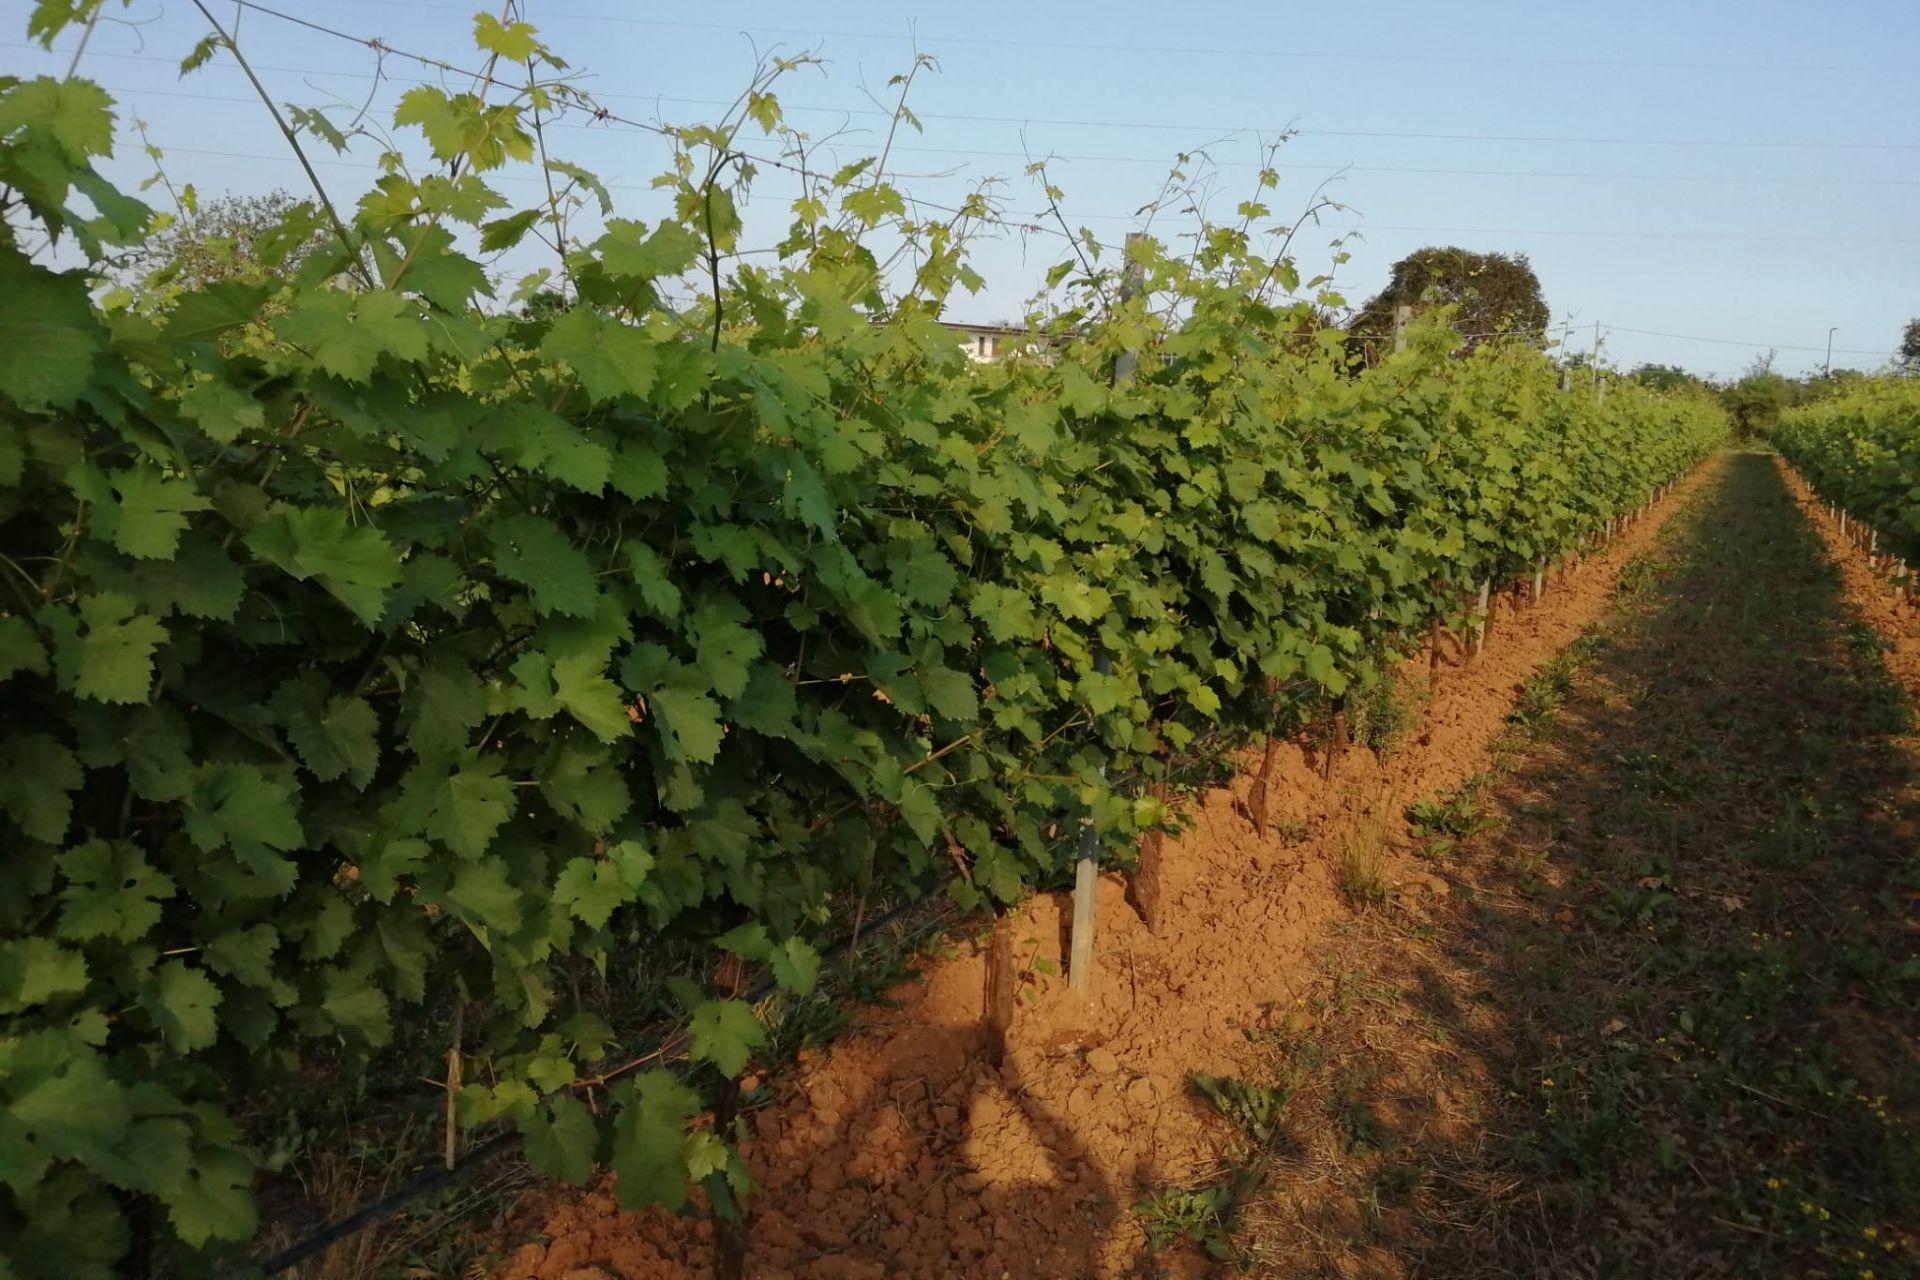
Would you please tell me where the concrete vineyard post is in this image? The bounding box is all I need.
[1392,303,1412,355]
[1067,651,1111,994]
[1471,579,1491,655]
[1069,234,1147,997]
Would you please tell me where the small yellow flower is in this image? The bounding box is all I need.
[1864,1226,1879,1239]
[1766,1178,1782,1190]
[1541,1077,1555,1087]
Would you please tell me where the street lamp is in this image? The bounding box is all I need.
[1826,327,1838,378]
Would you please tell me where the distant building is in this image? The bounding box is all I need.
[942,321,1028,363]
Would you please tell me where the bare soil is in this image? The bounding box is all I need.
[1233,451,1920,1278]
[493,468,1715,1280]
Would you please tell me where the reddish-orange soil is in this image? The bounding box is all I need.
[495,468,1712,1280]
[1777,458,1920,699]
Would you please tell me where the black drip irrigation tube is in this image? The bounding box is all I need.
[242,895,932,1276]
[240,750,1209,1275]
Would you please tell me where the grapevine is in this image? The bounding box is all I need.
[0,7,1726,1274]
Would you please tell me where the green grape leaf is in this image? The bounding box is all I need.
[689,599,763,701]
[553,855,637,929]
[473,12,541,60]
[0,615,48,681]
[0,247,104,408]
[609,1068,702,1210]
[160,1145,258,1247]
[0,731,82,842]
[389,755,514,859]
[521,1093,599,1185]
[93,466,210,560]
[358,836,429,903]
[56,839,173,943]
[176,374,264,444]
[401,660,488,759]
[9,1049,129,1164]
[608,442,668,501]
[538,737,632,834]
[46,593,166,704]
[143,961,222,1053]
[623,543,682,618]
[319,971,392,1047]
[645,685,723,764]
[394,86,533,171]
[204,924,281,990]
[726,664,796,737]
[538,307,658,403]
[161,280,272,345]
[591,219,701,281]
[444,856,525,937]
[480,208,542,252]
[686,999,764,1077]
[896,777,941,845]
[0,937,89,1011]
[0,75,114,159]
[919,663,978,722]
[107,532,246,621]
[489,513,600,618]
[119,705,194,801]
[274,680,381,788]
[181,764,306,896]
[274,288,429,382]
[769,937,820,996]
[247,504,402,627]
[512,648,630,743]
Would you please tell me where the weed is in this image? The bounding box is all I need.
[1351,669,1426,756]
[1406,782,1495,856]
[1337,825,1390,907]
[1137,1181,1237,1261]
[1190,1073,1292,1146]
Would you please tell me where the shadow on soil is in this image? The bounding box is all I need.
[1238,453,1920,1279]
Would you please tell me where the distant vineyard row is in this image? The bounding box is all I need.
[0,12,1727,1275]
[1773,379,1920,564]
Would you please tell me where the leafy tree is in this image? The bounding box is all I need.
[1345,246,1550,357]
[118,189,325,290]
[1900,317,1920,372]
[1630,363,1705,393]
[1720,353,1804,439]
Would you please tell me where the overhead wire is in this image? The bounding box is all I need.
[244,0,1920,75]
[63,69,1920,189]
[20,39,1920,154]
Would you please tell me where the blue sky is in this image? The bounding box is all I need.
[7,0,1917,377]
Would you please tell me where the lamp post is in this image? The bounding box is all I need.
[1825,327,1838,378]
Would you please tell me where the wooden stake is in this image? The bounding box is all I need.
[983,912,1016,1066]
[443,998,464,1170]
[1127,775,1170,934]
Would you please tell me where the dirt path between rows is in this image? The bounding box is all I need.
[1223,451,1920,1278]
[494,463,1717,1280]
[1779,458,1920,702]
